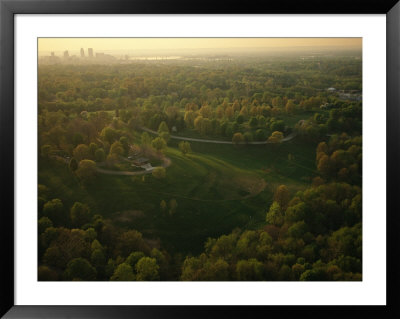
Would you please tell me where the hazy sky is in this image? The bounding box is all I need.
[38,38,361,53]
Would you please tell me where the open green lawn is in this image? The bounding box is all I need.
[39,137,317,255]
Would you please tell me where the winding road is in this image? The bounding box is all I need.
[95,156,171,176]
[93,126,298,176]
[140,127,297,144]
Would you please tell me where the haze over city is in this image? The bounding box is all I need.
[39,37,362,56]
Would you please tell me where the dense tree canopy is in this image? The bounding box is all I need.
[38,52,362,281]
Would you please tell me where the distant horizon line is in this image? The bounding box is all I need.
[39,45,362,54]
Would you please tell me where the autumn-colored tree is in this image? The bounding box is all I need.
[317,154,331,177]
[267,131,284,143]
[274,185,290,211]
[199,104,212,118]
[73,144,90,162]
[194,116,203,132]
[312,176,325,187]
[232,132,244,146]
[116,230,147,257]
[224,106,234,119]
[285,99,296,114]
[184,111,197,128]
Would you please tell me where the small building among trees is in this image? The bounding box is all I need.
[132,157,149,166]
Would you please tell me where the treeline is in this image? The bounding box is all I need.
[296,101,362,142]
[38,58,361,149]
[39,57,361,115]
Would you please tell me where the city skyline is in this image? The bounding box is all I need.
[39,38,362,55]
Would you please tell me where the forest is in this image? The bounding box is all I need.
[38,53,362,281]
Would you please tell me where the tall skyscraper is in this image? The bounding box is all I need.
[80,48,85,57]
[51,52,55,57]
[88,48,93,58]
[63,50,69,58]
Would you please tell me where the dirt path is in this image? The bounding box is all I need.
[140,127,297,144]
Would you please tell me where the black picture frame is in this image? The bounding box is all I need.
[1,0,399,318]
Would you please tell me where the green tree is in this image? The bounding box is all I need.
[255,129,267,141]
[152,137,167,152]
[135,257,159,281]
[285,99,296,114]
[178,141,191,155]
[38,216,53,234]
[64,258,97,281]
[110,263,135,281]
[94,148,105,162]
[266,201,284,226]
[243,132,253,143]
[116,230,147,257]
[70,202,92,227]
[91,248,106,267]
[141,132,152,145]
[119,136,129,156]
[126,251,146,269]
[88,143,98,158]
[109,141,124,156]
[101,126,118,144]
[249,117,258,128]
[158,121,169,134]
[76,160,97,183]
[236,258,264,280]
[69,157,78,172]
[73,144,90,162]
[42,199,65,225]
[159,131,170,143]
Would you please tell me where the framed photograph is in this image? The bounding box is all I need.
[1,0,399,318]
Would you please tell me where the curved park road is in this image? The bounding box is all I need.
[95,156,171,176]
[140,127,297,144]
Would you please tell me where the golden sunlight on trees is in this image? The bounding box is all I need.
[267,131,284,143]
